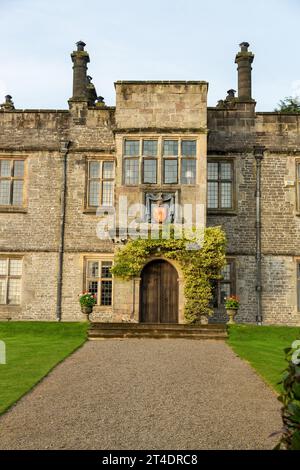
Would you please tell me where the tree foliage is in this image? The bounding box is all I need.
[111,226,227,323]
[275,96,300,113]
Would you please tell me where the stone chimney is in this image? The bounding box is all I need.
[235,42,254,101]
[69,41,90,102]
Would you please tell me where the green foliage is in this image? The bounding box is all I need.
[79,292,97,308]
[111,226,226,323]
[275,341,300,450]
[275,96,300,113]
[225,296,240,310]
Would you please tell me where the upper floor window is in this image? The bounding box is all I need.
[123,138,197,186]
[0,159,25,207]
[0,257,22,305]
[87,160,114,208]
[208,160,234,210]
[297,162,300,211]
[85,259,113,306]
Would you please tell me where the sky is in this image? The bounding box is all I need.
[1,0,300,111]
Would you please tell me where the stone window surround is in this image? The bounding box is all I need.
[83,156,115,213]
[296,159,300,213]
[0,254,23,306]
[0,155,27,213]
[82,255,113,309]
[207,157,236,215]
[122,136,198,187]
[213,257,236,309]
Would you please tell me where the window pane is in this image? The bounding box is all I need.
[220,283,231,304]
[124,140,140,156]
[164,160,178,183]
[163,140,178,156]
[0,279,6,304]
[143,159,157,184]
[182,140,196,156]
[89,161,100,178]
[101,262,112,278]
[0,259,8,275]
[88,281,98,301]
[143,140,158,157]
[124,159,139,185]
[88,181,100,207]
[102,181,114,206]
[221,264,231,281]
[13,161,24,177]
[9,259,22,276]
[208,162,218,180]
[221,182,232,208]
[181,159,196,184]
[0,180,10,205]
[8,278,21,304]
[220,163,232,180]
[103,161,114,179]
[0,160,11,177]
[88,261,99,278]
[12,180,23,205]
[101,280,112,305]
[208,182,218,209]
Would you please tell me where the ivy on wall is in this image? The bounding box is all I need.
[111,226,227,323]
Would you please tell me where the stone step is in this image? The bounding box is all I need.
[88,323,228,340]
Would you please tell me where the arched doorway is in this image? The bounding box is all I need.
[140,260,178,323]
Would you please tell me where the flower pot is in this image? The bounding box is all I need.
[226,308,238,325]
[81,305,93,321]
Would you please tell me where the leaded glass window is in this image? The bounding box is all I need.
[0,257,22,305]
[86,260,113,306]
[212,260,235,308]
[0,159,25,207]
[208,160,234,210]
[164,159,178,184]
[87,161,114,208]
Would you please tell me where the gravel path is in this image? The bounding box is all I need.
[0,340,281,450]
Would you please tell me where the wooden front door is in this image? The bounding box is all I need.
[140,260,178,323]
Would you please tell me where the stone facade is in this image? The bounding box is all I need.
[0,41,299,325]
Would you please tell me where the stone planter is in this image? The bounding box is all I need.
[81,305,93,322]
[226,308,238,325]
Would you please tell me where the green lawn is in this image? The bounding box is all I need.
[228,325,300,393]
[0,322,88,415]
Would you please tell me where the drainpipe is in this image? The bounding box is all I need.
[254,146,265,325]
[56,140,71,321]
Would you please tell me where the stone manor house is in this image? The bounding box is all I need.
[0,41,299,325]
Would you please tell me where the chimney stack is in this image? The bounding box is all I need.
[70,41,90,102]
[235,42,254,101]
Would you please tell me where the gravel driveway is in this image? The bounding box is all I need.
[0,340,281,450]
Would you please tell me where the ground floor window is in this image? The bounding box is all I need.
[0,257,22,305]
[85,259,113,306]
[212,259,235,308]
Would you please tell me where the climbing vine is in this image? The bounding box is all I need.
[111,226,227,323]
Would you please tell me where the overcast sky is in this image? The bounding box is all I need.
[1,0,300,111]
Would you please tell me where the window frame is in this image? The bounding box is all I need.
[0,157,26,210]
[207,158,235,212]
[297,260,300,312]
[84,258,113,308]
[0,256,23,306]
[86,159,115,210]
[212,258,236,309]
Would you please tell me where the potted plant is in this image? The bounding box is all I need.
[225,295,240,324]
[79,292,97,321]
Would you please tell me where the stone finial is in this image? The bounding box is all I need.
[0,95,15,111]
[76,41,86,51]
[226,89,236,100]
[240,42,250,52]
